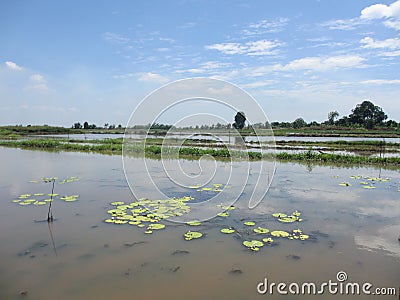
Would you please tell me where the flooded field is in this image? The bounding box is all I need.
[0,147,399,299]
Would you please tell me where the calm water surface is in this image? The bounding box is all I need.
[0,147,399,299]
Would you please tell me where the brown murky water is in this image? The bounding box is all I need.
[0,147,399,299]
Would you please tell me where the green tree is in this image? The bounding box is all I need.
[73,122,82,129]
[349,100,387,128]
[328,111,339,125]
[83,121,89,129]
[292,117,307,129]
[233,111,246,130]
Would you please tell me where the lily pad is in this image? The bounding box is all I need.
[271,230,290,237]
[299,234,309,240]
[148,223,166,230]
[272,213,287,218]
[253,227,269,234]
[262,237,274,243]
[244,221,255,226]
[217,212,229,217]
[339,182,351,187]
[184,231,203,241]
[363,185,376,189]
[220,228,235,234]
[187,221,202,226]
[242,240,264,251]
[278,216,298,223]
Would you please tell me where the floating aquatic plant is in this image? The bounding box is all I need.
[363,185,376,189]
[187,221,201,226]
[262,237,274,243]
[184,231,203,241]
[220,228,235,234]
[271,230,290,237]
[243,240,264,251]
[253,227,269,234]
[217,212,229,217]
[244,221,255,226]
[339,182,351,187]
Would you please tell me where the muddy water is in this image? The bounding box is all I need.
[0,147,399,300]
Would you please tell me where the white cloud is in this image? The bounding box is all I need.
[361,0,400,30]
[104,32,130,44]
[380,49,400,56]
[241,80,277,88]
[243,18,289,35]
[205,39,283,56]
[361,1,400,19]
[138,72,169,84]
[360,36,400,49]
[30,73,46,83]
[5,61,23,71]
[275,55,365,72]
[321,18,366,30]
[360,79,400,85]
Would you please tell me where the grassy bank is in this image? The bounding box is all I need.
[0,138,399,167]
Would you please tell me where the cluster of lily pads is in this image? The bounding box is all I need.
[188,183,228,193]
[12,193,79,206]
[11,176,80,207]
[104,197,193,234]
[338,175,392,189]
[104,195,311,252]
[29,176,80,184]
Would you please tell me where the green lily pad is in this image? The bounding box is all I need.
[272,213,287,218]
[262,237,274,243]
[187,221,202,226]
[253,227,269,234]
[34,193,44,196]
[243,240,264,251]
[271,230,290,237]
[114,220,128,224]
[48,193,59,197]
[148,223,166,230]
[104,219,115,223]
[363,185,375,189]
[144,230,153,234]
[217,212,229,217]
[111,201,125,205]
[244,221,255,226]
[34,201,47,206]
[299,234,309,240]
[12,200,21,203]
[278,216,298,223]
[220,228,235,234]
[184,231,203,241]
[339,182,351,187]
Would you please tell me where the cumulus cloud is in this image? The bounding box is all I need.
[361,1,400,19]
[5,61,23,71]
[138,72,169,84]
[206,39,283,56]
[361,0,400,30]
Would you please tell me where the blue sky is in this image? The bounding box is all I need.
[1,0,400,126]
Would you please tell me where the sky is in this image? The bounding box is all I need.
[1,0,400,127]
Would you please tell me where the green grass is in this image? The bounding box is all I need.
[0,138,399,167]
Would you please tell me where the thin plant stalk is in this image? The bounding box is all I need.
[47,179,55,222]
